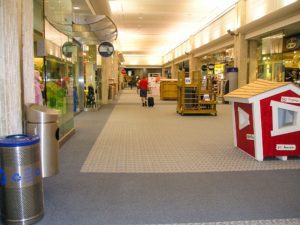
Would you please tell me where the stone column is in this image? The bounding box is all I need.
[189,54,196,74]
[248,40,258,83]
[101,57,111,104]
[112,52,119,94]
[171,62,178,79]
[161,67,165,78]
[21,0,34,104]
[234,33,248,87]
[234,0,248,87]
[188,36,195,74]
[0,0,33,136]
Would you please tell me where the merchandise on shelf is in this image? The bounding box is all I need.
[176,71,217,116]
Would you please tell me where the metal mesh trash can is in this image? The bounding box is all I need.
[0,134,44,225]
[25,104,59,178]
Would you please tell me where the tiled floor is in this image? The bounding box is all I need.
[81,89,300,173]
[140,218,300,225]
[32,91,300,225]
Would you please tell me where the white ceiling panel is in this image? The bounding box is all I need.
[109,0,238,59]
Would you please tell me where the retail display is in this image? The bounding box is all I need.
[86,85,96,108]
[160,79,177,100]
[34,70,43,105]
[224,79,300,161]
[177,71,217,116]
[46,81,67,114]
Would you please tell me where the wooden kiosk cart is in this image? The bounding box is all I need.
[177,71,217,115]
[160,79,178,100]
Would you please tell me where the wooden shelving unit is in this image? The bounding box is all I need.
[176,71,217,116]
[160,79,178,100]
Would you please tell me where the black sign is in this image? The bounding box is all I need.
[62,42,73,58]
[208,64,215,70]
[98,42,114,57]
[283,35,300,52]
[201,64,207,71]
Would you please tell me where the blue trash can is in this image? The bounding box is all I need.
[0,134,44,225]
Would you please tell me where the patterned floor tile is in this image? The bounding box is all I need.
[81,90,300,173]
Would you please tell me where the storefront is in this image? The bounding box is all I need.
[33,0,80,141]
[256,31,300,85]
[196,47,236,102]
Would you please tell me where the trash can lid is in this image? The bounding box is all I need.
[26,103,59,123]
[0,134,40,147]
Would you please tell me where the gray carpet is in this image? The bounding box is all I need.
[81,90,300,173]
[6,93,299,225]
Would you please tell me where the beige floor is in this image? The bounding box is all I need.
[139,218,300,225]
[81,89,300,173]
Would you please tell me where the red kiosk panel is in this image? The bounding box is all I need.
[260,90,300,157]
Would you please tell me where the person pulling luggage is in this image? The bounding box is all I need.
[139,74,149,107]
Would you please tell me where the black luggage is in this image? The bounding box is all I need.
[148,97,154,107]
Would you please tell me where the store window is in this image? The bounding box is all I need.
[256,31,300,85]
[197,47,235,102]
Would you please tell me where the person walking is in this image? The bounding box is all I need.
[139,74,148,106]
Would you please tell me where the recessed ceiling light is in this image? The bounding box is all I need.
[73,6,80,10]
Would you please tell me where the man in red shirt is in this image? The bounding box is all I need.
[139,75,149,106]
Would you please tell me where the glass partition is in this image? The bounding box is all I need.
[45,57,74,138]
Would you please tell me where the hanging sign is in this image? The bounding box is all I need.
[201,64,207,71]
[98,42,114,57]
[62,42,73,58]
[208,64,215,70]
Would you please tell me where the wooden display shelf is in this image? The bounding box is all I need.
[160,79,178,100]
[176,71,217,116]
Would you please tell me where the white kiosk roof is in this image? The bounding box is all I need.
[224,79,299,103]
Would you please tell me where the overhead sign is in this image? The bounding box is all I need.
[98,42,114,57]
[283,35,300,52]
[62,42,73,58]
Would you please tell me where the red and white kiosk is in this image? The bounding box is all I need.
[224,79,300,161]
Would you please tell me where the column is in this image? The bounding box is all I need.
[188,36,196,74]
[21,0,34,104]
[171,62,178,79]
[234,33,248,87]
[101,57,111,104]
[248,40,258,83]
[0,0,32,136]
[112,52,119,94]
[234,0,248,87]
[189,54,196,74]
[161,67,165,78]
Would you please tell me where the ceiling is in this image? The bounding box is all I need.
[108,0,238,58]
[46,0,239,64]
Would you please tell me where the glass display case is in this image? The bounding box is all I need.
[45,57,74,139]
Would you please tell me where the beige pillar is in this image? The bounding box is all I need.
[171,62,178,79]
[162,67,165,78]
[101,57,111,104]
[248,40,258,83]
[0,0,33,136]
[188,36,196,74]
[112,52,119,94]
[21,0,34,104]
[234,33,248,87]
[189,54,196,74]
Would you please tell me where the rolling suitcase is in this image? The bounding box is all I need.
[148,97,154,107]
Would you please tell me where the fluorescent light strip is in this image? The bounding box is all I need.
[85,0,96,15]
